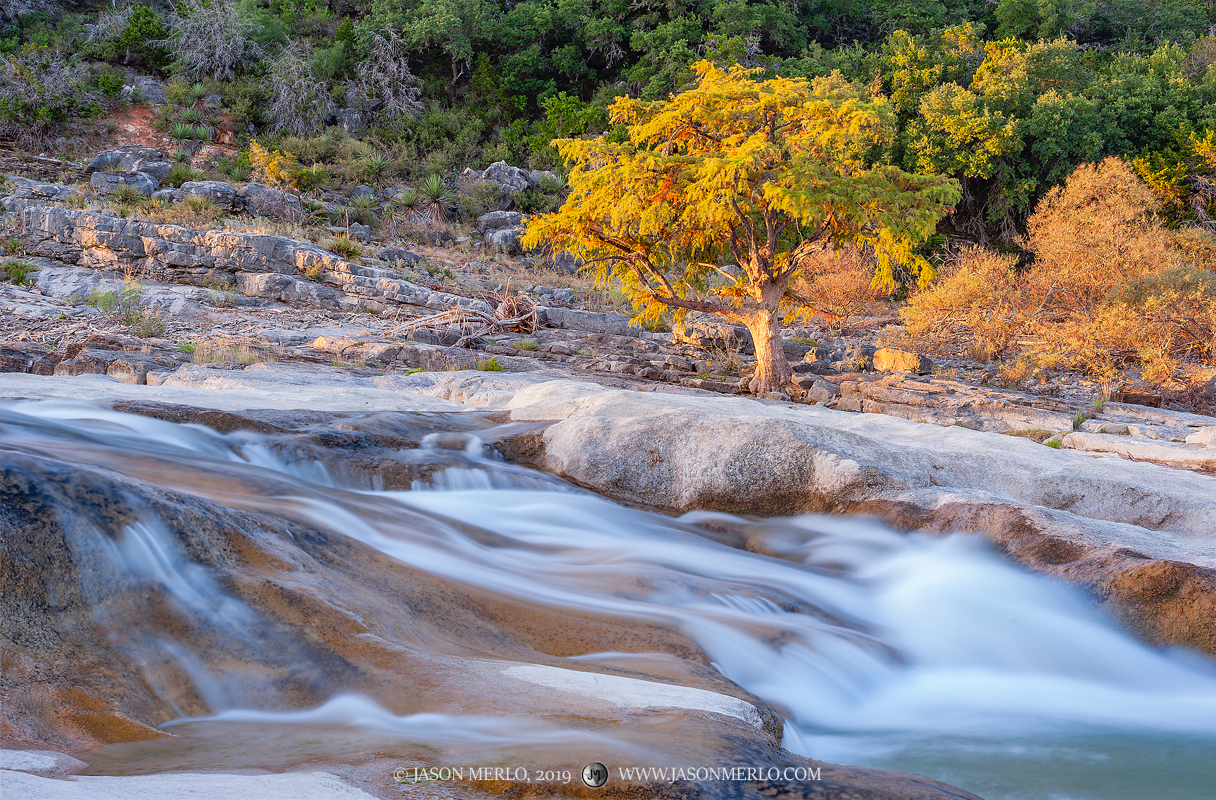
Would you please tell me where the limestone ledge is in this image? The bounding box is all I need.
[19,207,437,312]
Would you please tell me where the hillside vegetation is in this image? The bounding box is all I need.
[2,0,1215,392]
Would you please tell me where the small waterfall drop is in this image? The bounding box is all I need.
[3,399,1215,799]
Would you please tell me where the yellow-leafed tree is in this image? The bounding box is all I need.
[522,60,961,395]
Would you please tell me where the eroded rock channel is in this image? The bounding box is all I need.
[3,377,1216,800]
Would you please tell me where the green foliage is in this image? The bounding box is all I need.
[327,233,364,261]
[358,151,396,184]
[0,47,102,141]
[525,60,958,393]
[114,5,170,70]
[82,277,165,337]
[417,173,457,223]
[162,162,204,188]
[0,259,37,286]
[1133,129,1216,226]
[477,355,503,371]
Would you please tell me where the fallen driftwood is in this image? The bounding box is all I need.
[389,296,537,348]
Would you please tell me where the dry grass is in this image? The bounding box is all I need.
[901,157,1216,387]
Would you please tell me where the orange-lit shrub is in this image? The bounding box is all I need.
[902,157,1216,384]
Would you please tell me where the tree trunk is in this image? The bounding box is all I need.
[741,308,792,396]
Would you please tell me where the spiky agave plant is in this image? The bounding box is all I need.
[188,82,210,107]
[169,122,197,141]
[359,152,395,184]
[417,174,456,224]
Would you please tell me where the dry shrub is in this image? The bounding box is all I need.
[902,157,1216,384]
[790,246,889,332]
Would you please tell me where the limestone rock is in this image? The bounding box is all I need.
[1186,427,1216,447]
[179,180,237,208]
[348,222,371,243]
[672,312,753,354]
[485,226,523,254]
[236,272,342,310]
[151,188,184,203]
[121,76,168,105]
[527,169,561,187]
[542,307,633,336]
[349,184,377,201]
[106,358,160,385]
[420,230,452,246]
[481,161,531,195]
[86,145,172,181]
[1062,431,1216,471]
[237,183,302,220]
[334,108,369,138]
[90,171,158,197]
[873,347,933,374]
[476,210,524,232]
[377,247,422,266]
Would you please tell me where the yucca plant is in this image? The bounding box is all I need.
[191,123,212,142]
[172,149,193,164]
[170,122,197,141]
[227,164,251,182]
[392,187,421,218]
[348,193,380,226]
[327,233,363,262]
[188,82,210,107]
[417,174,457,224]
[359,152,396,184]
[536,173,568,193]
[179,107,204,124]
[111,183,146,204]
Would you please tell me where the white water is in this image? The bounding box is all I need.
[3,400,1216,799]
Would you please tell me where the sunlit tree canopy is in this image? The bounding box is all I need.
[523,60,961,393]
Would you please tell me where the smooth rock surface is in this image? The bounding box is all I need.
[0,366,467,413]
[0,770,378,800]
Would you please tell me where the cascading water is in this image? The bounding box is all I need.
[2,399,1215,800]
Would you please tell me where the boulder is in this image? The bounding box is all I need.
[236,272,343,310]
[106,358,154,385]
[90,171,158,197]
[179,180,237,209]
[378,248,423,266]
[672,312,753,353]
[873,347,933,375]
[542,307,633,336]
[420,230,452,246]
[481,161,531,194]
[350,185,377,201]
[476,210,524,232]
[527,169,561,187]
[237,183,303,220]
[121,76,168,105]
[782,339,814,360]
[151,188,184,203]
[551,250,581,274]
[348,222,372,243]
[484,226,522,254]
[86,145,172,181]
[0,179,82,212]
[334,108,368,138]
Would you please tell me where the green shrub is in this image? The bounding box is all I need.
[162,162,203,187]
[0,259,37,286]
[111,183,146,205]
[478,356,503,371]
[327,234,363,261]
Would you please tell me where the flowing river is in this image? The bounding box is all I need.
[2,399,1216,800]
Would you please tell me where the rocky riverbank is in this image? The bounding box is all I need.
[4,158,1216,800]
